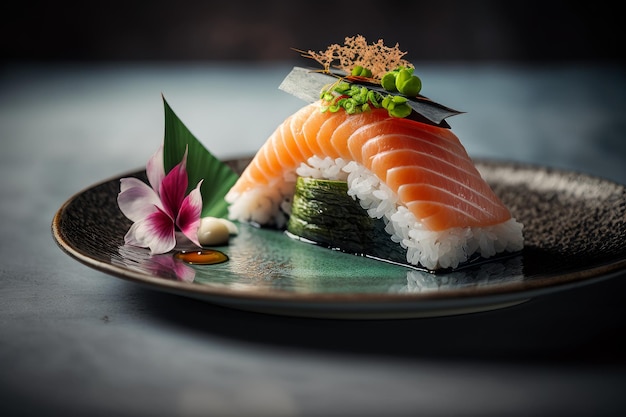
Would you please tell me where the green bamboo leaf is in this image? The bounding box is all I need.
[161,95,239,218]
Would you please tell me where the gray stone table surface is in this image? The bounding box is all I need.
[1,63,625,417]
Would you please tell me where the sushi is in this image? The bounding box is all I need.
[225,36,523,270]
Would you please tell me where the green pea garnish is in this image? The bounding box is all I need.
[389,103,412,118]
[394,68,412,91]
[399,76,421,97]
[351,66,373,78]
[351,66,363,76]
[381,72,397,92]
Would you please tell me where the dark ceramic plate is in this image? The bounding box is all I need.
[52,158,626,319]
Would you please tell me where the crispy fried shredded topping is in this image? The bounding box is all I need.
[298,35,413,80]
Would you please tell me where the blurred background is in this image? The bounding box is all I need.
[1,0,624,181]
[1,0,621,64]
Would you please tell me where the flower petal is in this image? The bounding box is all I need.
[176,179,203,247]
[143,254,196,283]
[129,207,177,254]
[118,177,161,222]
[146,145,165,195]
[154,255,196,283]
[123,221,144,247]
[173,262,196,283]
[159,148,189,219]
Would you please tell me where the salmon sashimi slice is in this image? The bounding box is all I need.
[226,101,513,232]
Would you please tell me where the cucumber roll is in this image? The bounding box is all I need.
[286,176,408,264]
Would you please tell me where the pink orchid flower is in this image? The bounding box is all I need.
[117,145,203,255]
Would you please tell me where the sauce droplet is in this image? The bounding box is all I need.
[174,249,228,265]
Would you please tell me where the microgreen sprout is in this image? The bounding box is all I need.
[350,65,373,78]
[381,67,422,97]
[382,95,412,118]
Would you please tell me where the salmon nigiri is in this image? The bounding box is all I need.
[225,36,523,270]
